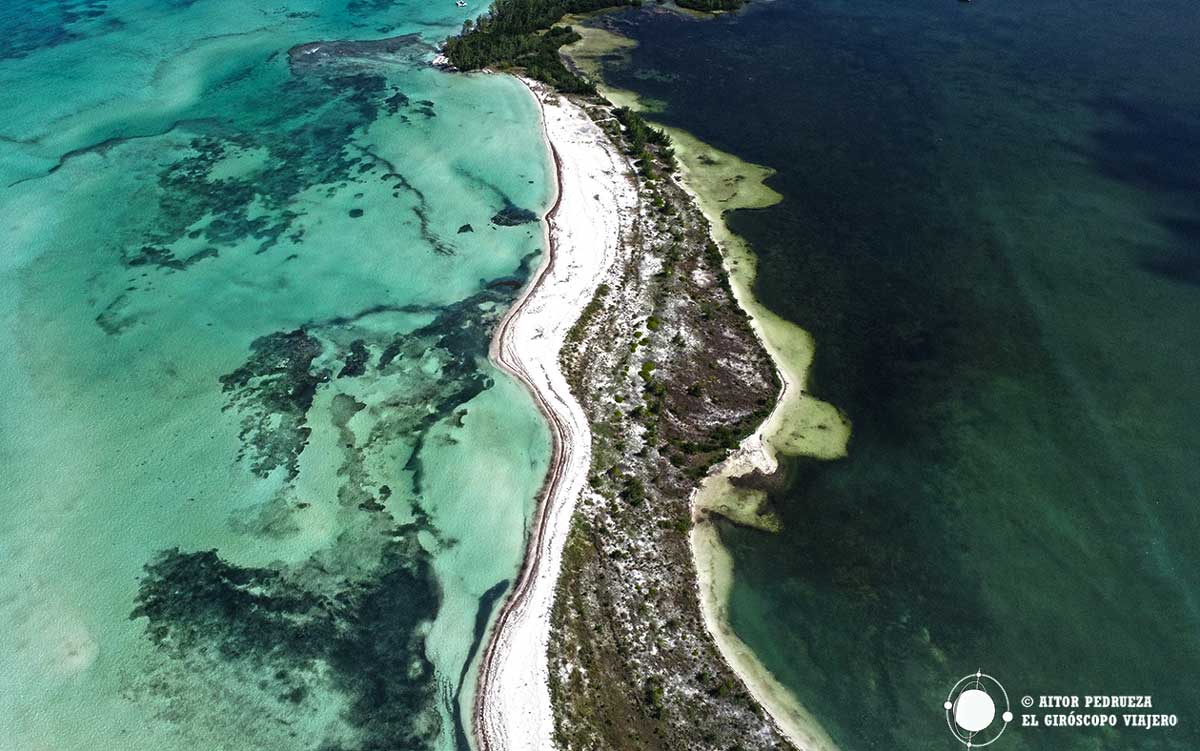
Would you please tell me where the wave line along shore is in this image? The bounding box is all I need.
[475,78,638,751]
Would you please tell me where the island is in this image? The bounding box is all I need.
[446,2,842,750]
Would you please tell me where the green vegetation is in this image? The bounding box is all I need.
[612,106,675,177]
[643,675,665,717]
[445,1,682,179]
[675,0,744,10]
[622,476,646,505]
[563,283,610,359]
[527,13,780,745]
[445,0,745,94]
[444,0,640,92]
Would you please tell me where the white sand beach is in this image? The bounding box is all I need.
[474,79,638,751]
[477,69,843,751]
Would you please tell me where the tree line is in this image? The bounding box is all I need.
[443,0,642,92]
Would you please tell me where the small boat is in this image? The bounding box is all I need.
[455,1,466,6]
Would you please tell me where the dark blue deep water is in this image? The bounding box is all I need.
[596,1,1200,748]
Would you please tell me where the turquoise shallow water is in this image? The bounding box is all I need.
[0,2,552,750]
[595,1,1200,749]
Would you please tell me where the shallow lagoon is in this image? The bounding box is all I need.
[0,1,552,749]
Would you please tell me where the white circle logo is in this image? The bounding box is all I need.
[943,671,1012,747]
[954,689,996,732]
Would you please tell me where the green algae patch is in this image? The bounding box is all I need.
[560,20,642,109]
[693,473,781,532]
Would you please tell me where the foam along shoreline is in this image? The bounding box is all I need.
[563,24,850,751]
[474,78,638,751]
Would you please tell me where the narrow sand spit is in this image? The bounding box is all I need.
[475,79,638,751]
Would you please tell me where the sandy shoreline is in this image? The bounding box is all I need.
[476,49,846,751]
[561,26,850,747]
[565,25,850,744]
[474,79,638,751]
[678,133,847,751]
